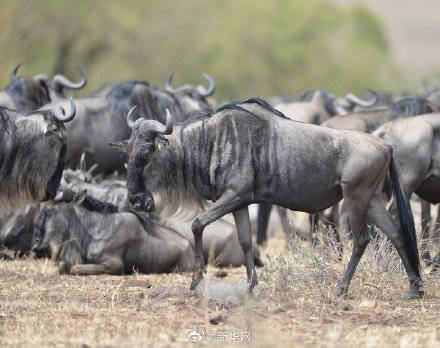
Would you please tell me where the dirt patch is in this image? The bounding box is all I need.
[0,235,439,347]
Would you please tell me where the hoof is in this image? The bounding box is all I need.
[336,284,348,297]
[190,273,204,290]
[406,290,424,300]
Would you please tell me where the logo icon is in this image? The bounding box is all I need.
[187,329,204,343]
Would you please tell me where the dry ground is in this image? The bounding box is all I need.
[0,225,440,348]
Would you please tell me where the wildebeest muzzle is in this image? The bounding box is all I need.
[129,191,156,213]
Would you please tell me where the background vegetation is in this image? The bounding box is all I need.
[0,0,404,101]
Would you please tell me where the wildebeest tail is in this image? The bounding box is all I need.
[389,152,420,276]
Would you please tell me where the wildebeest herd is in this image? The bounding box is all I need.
[2,61,440,300]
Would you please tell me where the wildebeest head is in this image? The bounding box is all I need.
[165,73,215,115]
[0,62,87,111]
[301,88,378,116]
[0,97,77,210]
[113,106,173,213]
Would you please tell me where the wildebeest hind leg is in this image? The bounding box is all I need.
[337,197,370,296]
[190,190,246,290]
[233,206,257,290]
[368,193,422,298]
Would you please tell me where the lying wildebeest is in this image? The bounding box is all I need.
[121,99,422,298]
[60,157,262,267]
[46,74,214,174]
[276,88,378,125]
[0,205,41,257]
[0,62,87,111]
[373,113,440,266]
[31,192,194,274]
[165,73,216,115]
[0,97,76,211]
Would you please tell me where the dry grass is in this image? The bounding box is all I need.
[1,229,440,347]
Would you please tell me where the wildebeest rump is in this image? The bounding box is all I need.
[31,193,194,275]
[123,98,422,298]
[373,113,440,265]
[0,97,76,212]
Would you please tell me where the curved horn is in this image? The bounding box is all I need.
[52,66,88,91]
[54,97,77,123]
[299,88,313,101]
[164,108,173,135]
[80,153,87,173]
[345,88,378,107]
[127,106,143,130]
[165,72,175,92]
[34,74,49,84]
[10,61,23,81]
[197,73,216,97]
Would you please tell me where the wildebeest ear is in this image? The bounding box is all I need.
[155,133,169,151]
[107,140,128,153]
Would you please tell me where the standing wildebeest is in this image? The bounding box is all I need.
[165,73,216,115]
[31,192,194,275]
[275,88,378,125]
[0,97,76,210]
[0,62,87,111]
[323,98,438,240]
[323,98,437,132]
[46,74,215,174]
[122,99,422,298]
[373,113,440,266]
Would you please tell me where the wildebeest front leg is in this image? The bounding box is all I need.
[233,206,257,290]
[190,190,245,290]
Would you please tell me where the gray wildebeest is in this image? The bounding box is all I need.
[31,192,194,275]
[373,113,440,266]
[165,73,216,115]
[0,62,86,111]
[48,75,214,174]
[121,98,422,298]
[0,97,76,211]
[275,88,378,125]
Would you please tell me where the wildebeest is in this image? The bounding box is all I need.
[323,98,437,132]
[122,99,422,298]
[0,97,76,211]
[275,88,378,125]
[0,62,87,111]
[47,74,215,174]
[31,192,194,274]
[165,73,216,115]
[373,113,440,266]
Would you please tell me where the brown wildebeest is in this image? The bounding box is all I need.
[373,113,440,266]
[121,98,422,298]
